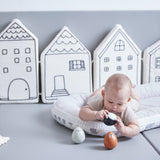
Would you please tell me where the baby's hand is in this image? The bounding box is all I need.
[114,116,125,133]
[96,110,109,121]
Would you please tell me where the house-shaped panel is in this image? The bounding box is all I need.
[0,19,39,103]
[143,40,160,83]
[41,26,92,103]
[93,24,141,90]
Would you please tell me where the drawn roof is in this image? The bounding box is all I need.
[94,24,141,58]
[45,26,89,55]
[0,19,34,41]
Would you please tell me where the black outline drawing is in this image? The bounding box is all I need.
[46,29,86,54]
[3,67,9,73]
[155,76,160,82]
[128,55,133,61]
[2,49,8,55]
[96,25,141,88]
[69,60,86,71]
[116,56,121,62]
[114,39,125,51]
[116,65,122,71]
[26,66,32,72]
[51,75,69,97]
[14,57,20,63]
[41,26,92,103]
[8,78,30,100]
[104,66,109,72]
[0,19,39,103]
[128,64,133,70]
[155,57,160,69]
[147,44,160,83]
[104,57,110,63]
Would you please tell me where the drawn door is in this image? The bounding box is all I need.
[8,79,30,100]
[51,75,69,97]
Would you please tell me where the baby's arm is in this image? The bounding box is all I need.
[114,117,140,137]
[79,105,108,121]
[130,85,140,103]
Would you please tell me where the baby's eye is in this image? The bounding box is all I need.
[108,101,113,104]
[118,103,123,106]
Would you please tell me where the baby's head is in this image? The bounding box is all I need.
[102,74,132,113]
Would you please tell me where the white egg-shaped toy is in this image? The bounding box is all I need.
[72,127,85,144]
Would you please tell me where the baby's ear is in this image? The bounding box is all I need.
[101,89,105,98]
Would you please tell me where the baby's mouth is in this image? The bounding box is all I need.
[110,109,116,113]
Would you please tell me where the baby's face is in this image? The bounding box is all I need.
[103,87,130,114]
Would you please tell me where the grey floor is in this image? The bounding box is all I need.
[0,104,160,160]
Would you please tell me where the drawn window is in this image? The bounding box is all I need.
[155,57,160,69]
[128,55,133,61]
[2,49,7,55]
[14,57,20,63]
[116,56,121,62]
[14,48,20,54]
[104,57,109,62]
[25,48,31,54]
[104,66,109,72]
[3,67,9,73]
[69,60,85,71]
[25,57,31,63]
[114,40,125,51]
[155,76,160,82]
[26,66,32,72]
[128,64,133,70]
[116,66,122,71]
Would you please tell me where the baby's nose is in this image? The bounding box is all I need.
[112,104,117,108]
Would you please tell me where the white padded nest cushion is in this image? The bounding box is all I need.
[51,83,160,137]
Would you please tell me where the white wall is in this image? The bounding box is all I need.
[1,0,160,12]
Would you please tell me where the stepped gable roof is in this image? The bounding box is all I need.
[46,27,88,55]
[0,19,33,41]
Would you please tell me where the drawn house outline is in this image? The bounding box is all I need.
[0,19,39,103]
[41,26,92,103]
[143,40,160,83]
[93,24,141,90]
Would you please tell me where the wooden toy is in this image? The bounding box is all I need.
[72,127,85,144]
[104,131,118,149]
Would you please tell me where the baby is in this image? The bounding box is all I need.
[79,73,140,137]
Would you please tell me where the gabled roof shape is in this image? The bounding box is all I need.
[94,24,141,58]
[0,19,34,41]
[143,40,160,83]
[93,24,141,89]
[145,40,160,56]
[45,26,89,55]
